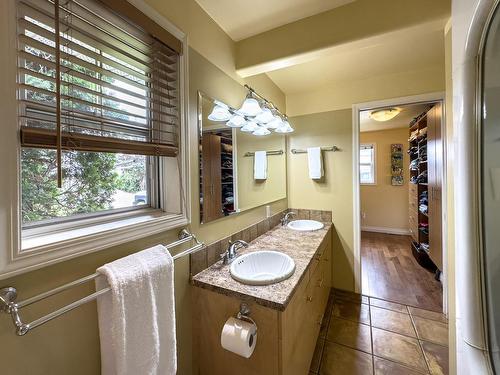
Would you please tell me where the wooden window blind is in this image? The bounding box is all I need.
[17,0,182,185]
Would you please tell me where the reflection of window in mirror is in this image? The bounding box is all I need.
[360,144,376,185]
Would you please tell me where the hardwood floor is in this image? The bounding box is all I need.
[361,231,443,312]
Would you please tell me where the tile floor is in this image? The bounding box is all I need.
[310,289,449,375]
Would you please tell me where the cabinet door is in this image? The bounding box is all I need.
[427,104,443,269]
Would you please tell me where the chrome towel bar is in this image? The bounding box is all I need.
[0,229,204,336]
[244,150,284,157]
[290,146,339,154]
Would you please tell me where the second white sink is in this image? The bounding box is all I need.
[287,219,324,231]
[230,250,295,286]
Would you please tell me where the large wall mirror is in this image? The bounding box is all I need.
[198,91,287,223]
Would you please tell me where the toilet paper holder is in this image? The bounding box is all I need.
[237,302,257,332]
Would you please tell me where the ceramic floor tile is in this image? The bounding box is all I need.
[372,327,428,372]
[334,289,369,305]
[310,338,325,374]
[320,342,373,375]
[409,306,448,323]
[413,316,448,346]
[370,297,408,314]
[374,357,427,375]
[332,300,370,325]
[421,341,449,375]
[326,318,372,353]
[370,306,416,337]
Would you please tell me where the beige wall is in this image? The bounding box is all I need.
[360,128,410,232]
[287,109,354,290]
[287,66,446,117]
[236,132,287,211]
[287,71,445,292]
[0,2,286,373]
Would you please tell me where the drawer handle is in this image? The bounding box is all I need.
[306,296,313,302]
[318,279,324,288]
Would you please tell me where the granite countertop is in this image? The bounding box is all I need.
[191,223,331,311]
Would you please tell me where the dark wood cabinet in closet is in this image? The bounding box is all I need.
[408,103,443,273]
[201,134,223,223]
[427,103,443,270]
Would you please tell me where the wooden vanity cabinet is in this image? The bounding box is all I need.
[280,234,331,375]
[192,229,332,375]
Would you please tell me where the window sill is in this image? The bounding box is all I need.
[19,210,189,259]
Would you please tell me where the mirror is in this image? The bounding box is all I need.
[198,91,287,223]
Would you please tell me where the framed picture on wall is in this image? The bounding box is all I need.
[391,144,404,186]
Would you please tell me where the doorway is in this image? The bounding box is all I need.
[352,93,447,314]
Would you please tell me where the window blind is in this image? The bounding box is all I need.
[17,0,182,183]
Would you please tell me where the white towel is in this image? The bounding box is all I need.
[307,147,323,179]
[254,151,267,180]
[96,245,176,375]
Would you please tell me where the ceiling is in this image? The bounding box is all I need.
[360,103,432,133]
[266,27,445,94]
[194,0,355,41]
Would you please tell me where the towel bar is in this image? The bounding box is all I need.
[0,229,204,336]
[244,150,284,157]
[290,146,339,154]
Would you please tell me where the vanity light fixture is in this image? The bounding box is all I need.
[208,102,231,121]
[369,108,401,122]
[226,114,246,128]
[255,108,274,124]
[207,85,295,136]
[265,115,284,129]
[238,95,262,117]
[275,120,294,133]
[253,127,271,136]
[241,121,259,133]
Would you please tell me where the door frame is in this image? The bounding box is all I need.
[352,91,448,314]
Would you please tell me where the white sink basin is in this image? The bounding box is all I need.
[230,251,295,286]
[287,219,324,231]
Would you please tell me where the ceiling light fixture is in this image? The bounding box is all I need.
[369,108,401,122]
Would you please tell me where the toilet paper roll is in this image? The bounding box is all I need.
[220,316,257,358]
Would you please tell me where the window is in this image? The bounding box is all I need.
[360,144,376,184]
[9,0,188,259]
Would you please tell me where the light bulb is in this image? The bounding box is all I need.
[275,120,294,133]
[255,108,274,123]
[266,115,284,129]
[208,104,231,121]
[241,121,259,132]
[238,96,262,117]
[226,114,246,128]
[253,126,271,136]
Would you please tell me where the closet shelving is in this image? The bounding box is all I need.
[408,103,444,278]
[408,109,434,272]
[200,128,235,223]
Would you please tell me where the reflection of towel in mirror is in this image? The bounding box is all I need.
[254,151,267,180]
[307,147,323,179]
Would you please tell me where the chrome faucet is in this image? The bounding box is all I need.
[220,240,249,264]
[281,212,296,226]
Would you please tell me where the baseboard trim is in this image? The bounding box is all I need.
[361,226,410,235]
